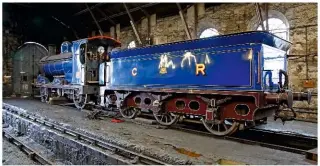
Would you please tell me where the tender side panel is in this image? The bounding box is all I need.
[111,46,254,89]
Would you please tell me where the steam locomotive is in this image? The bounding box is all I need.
[36,31,311,136]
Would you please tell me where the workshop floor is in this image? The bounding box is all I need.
[3,98,315,165]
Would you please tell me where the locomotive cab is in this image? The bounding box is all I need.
[78,36,120,86]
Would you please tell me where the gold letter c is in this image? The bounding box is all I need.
[132,68,137,76]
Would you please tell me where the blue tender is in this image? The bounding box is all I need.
[110,31,291,91]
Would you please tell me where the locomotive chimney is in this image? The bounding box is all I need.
[48,44,56,55]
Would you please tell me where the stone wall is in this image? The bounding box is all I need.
[3,6,23,97]
[196,3,318,121]
[3,30,21,97]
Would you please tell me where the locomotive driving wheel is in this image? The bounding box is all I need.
[153,110,179,126]
[40,87,49,103]
[73,90,87,110]
[201,119,239,136]
[119,107,139,119]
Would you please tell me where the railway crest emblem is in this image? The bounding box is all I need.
[159,53,175,74]
[160,67,167,74]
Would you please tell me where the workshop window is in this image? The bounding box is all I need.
[199,28,219,38]
[257,18,289,40]
[128,41,136,49]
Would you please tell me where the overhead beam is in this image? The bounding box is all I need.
[13,3,35,8]
[255,3,265,31]
[176,3,192,40]
[86,3,104,36]
[52,16,80,39]
[265,3,269,31]
[97,3,159,23]
[138,6,150,17]
[96,7,116,25]
[123,3,142,45]
[104,8,114,15]
[73,3,105,16]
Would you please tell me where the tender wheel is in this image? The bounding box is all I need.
[40,88,49,103]
[201,118,239,136]
[73,90,87,110]
[119,107,139,119]
[153,110,179,126]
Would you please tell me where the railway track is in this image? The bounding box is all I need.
[123,110,317,155]
[125,111,317,156]
[172,122,317,155]
[2,130,53,165]
[84,105,318,156]
[2,104,170,165]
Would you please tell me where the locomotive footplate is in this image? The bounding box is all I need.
[36,84,99,95]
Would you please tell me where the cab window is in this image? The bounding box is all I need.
[80,44,86,64]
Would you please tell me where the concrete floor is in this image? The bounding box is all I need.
[256,117,317,137]
[3,98,317,165]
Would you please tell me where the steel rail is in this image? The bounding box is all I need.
[249,127,317,140]
[2,104,170,165]
[2,130,54,165]
[171,124,317,155]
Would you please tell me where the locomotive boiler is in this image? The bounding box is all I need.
[39,52,73,83]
